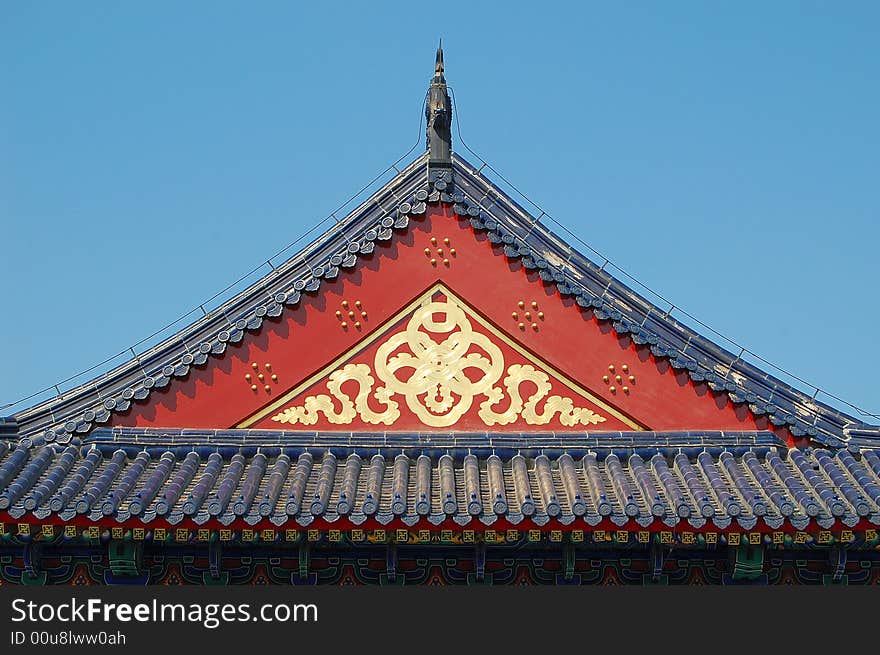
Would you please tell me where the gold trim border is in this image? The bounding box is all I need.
[236,283,644,430]
[2,522,871,548]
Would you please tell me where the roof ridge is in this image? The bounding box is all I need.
[448,154,878,445]
[11,153,429,441]
[8,150,879,448]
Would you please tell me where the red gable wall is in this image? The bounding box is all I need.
[112,205,769,435]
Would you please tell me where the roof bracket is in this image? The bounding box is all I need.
[385,543,398,583]
[563,542,576,582]
[829,546,847,583]
[208,539,222,580]
[297,543,310,581]
[650,542,666,582]
[426,42,454,194]
[473,542,486,582]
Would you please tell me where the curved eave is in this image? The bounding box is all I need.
[8,151,879,446]
[11,154,430,442]
[449,155,879,446]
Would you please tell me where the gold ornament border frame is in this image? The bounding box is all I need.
[237,283,645,430]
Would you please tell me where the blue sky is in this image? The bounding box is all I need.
[1,2,878,422]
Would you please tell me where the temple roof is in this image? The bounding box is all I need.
[2,47,879,542]
[3,46,878,464]
[6,147,877,447]
[1,428,879,534]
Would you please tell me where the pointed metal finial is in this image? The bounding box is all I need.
[435,40,445,80]
[426,41,453,178]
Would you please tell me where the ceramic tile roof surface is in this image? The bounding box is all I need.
[3,428,880,533]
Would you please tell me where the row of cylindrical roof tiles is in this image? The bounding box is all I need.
[1,441,880,531]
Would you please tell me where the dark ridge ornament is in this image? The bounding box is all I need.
[426,41,454,194]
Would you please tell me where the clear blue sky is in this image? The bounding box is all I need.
[1,2,878,422]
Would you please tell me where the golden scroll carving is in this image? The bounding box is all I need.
[271,298,606,428]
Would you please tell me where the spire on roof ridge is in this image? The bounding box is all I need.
[434,40,445,81]
[426,40,453,190]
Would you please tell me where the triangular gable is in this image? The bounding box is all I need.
[239,284,640,431]
[10,155,878,447]
[101,200,768,435]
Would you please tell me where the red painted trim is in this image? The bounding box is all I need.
[3,512,875,536]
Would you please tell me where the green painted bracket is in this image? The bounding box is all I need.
[731,544,765,581]
[202,571,230,585]
[563,544,576,581]
[20,571,47,586]
[298,544,310,579]
[108,540,142,578]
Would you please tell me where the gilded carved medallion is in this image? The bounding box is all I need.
[270,296,607,428]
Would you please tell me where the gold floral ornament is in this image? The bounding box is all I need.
[272,298,606,427]
[480,364,606,426]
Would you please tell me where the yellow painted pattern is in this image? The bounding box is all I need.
[271,295,606,428]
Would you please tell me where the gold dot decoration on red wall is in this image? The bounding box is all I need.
[336,299,367,331]
[602,363,635,394]
[512,300,545,331]
[424,236,455,267]
[245,362,278,394]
